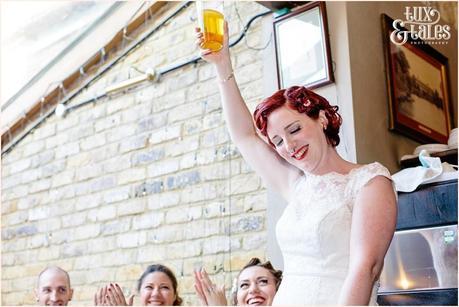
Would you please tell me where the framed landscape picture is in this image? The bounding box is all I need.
[381,14,452,144]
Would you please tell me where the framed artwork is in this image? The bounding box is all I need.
[273,2,334,90]
[381,14,452,144]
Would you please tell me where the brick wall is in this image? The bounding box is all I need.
[1,2,271,305]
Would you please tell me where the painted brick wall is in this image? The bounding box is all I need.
[1,2,271,305]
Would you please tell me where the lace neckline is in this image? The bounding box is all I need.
[304,163,369,180]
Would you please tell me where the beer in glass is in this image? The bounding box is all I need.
[196,1,224,52]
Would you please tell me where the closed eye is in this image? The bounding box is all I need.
[258,279,269,285]
[290,126,301,134]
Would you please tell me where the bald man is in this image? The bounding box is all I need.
[35,266,73,306]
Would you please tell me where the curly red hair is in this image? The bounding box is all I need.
[253,86,342,147]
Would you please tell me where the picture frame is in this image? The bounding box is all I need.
[381,14,452,144]
[273,2,334,90]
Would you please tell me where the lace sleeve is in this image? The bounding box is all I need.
[347,162,396,202]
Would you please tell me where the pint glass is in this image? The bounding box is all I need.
[196,1,224,52]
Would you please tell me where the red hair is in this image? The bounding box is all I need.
[253,86,342,147]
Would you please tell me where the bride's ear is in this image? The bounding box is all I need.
[318,110,328,129]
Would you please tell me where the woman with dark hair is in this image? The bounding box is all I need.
[94,264,182,306]
[195,21,397,305]
[194,257,282,306]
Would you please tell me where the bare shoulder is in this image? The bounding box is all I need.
[362,175,393,190]
[357,175,396,208]
[353,162,396,204]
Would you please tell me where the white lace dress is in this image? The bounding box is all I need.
[272,162,394,305]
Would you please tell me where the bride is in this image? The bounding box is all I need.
[195,21,397,305]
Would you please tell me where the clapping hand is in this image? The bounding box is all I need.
[194,268,227,306]
[94,283,134,306]
[94,285,108,306]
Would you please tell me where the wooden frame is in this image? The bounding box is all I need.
[381,14,452,144]
[273,1,334,90]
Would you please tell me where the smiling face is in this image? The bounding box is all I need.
[35,268,73,306]
[236,266,277,306]
[266,105,331,174]
[139,272,176,306]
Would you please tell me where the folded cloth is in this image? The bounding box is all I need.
[392,150,457,192]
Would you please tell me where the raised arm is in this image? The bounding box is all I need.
[195,22,300,198]
[338,176,397,305]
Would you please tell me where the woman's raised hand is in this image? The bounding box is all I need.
[195,21,230,65]
[194,268,228,306]
[94,283,134,306]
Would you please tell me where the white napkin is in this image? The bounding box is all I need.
[392,150,456,192]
